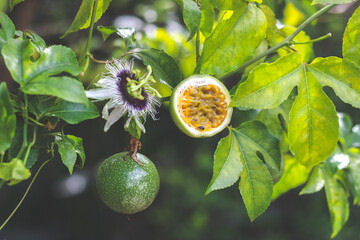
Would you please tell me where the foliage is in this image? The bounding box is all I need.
[1,0,360,238]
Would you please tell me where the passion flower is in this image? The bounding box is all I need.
[85,59,161,132]
[170,75,233,138]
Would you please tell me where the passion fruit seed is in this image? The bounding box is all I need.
[170,75,233,138]
[179,84,228,132]
[96,152,160,214]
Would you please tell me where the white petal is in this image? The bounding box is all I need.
[85,88,113,100]
[102,99,117,120]
[104,107,127,132]
[125,117,132,129]
[135,117,146,133]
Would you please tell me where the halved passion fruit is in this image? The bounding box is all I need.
[170,75,233,138]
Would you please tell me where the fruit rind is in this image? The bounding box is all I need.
[170,75,233,138]
[96,152,160,214]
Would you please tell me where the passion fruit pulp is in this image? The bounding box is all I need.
[170,75,233,138]
[96,152,160,214]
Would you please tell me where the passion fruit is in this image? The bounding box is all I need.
[96,152,160,214]
[170,75,233,138]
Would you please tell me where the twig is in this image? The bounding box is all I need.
[221,4,336,80]
[0,159,51,231]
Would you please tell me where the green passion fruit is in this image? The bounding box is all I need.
[170,75,233,138]
[96,152,160,214]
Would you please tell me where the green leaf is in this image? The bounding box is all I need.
[322,164,349,238]
[0,11,15,50]
[272,155,310,200]
[299,165,324,195]
[196,3,267,76]
[124,118,142,140]
[97,25,117,40]
[347,156,360,205]
[309,57,360,108]
[275,26,314,63]
[1,39,33,83]
[200,0,215,37]
[288,66,339,168]
[343,6,360,66]
[55,135,85,174]
[210,0,242,10]
[260,5,276,45]
[2,39,86,104]
[0,158,31,185]
[178,0,201,40]
[206,131,242,195]
[231,53,302,109]
[136,48,182,87]
[25,30,46,53]
[0,82,16,153]
[257,98,293,139]
[312,0,356,4]
[21,76,87,104]
[62,0,112,37]
[9,0,25,10]
[233,121,281,221]
[37,99,99,124]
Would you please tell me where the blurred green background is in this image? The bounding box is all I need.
[1,0,360,239]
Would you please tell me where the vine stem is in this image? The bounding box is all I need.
[196,30,200,63]
[0,159,51,231]
[17,95,28,159]
[80,0,98,67]
[221,3,336,80]
[291,32,332,45]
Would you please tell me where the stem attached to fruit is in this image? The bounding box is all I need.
[221,3,336,80]
[0,159,51,232]
[130,137,142,165]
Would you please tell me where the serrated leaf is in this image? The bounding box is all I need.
[272,155,310,200]
[0,12,15,50]
[206,131,242,195]
[343,6,360,66]
[196,3,267,76]
[288,66,339,168]
[322,164,349,238]
[136,48,181,87]
[200,0,215,37]
[309,57,360,108]
[233,121,281,221]
[62,0,112,37]
[299,165,324,195]
[55,135,85,174]
[2,39,87,104]
[0,158,31,185]
[0,82,16,153]
[231,53,302,109]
